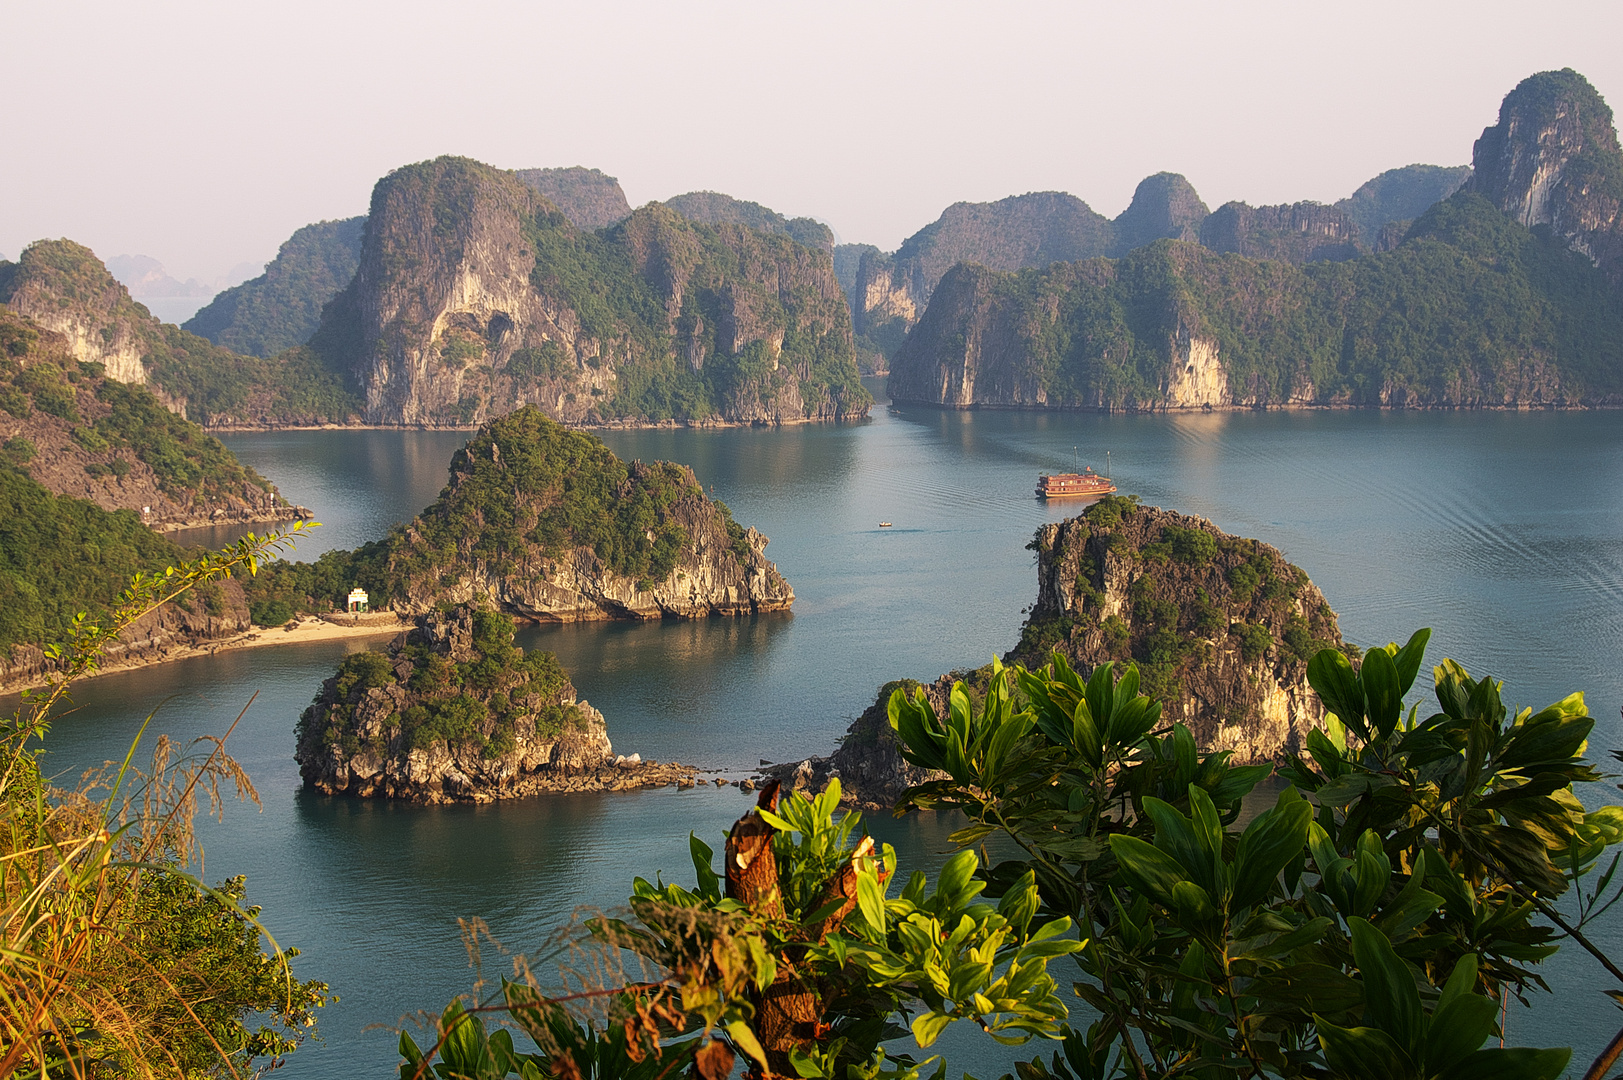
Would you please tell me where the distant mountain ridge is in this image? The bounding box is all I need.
[663,191,834,253]
[884,70,1623,413]
[852,164,1469,355]
[185,217,366,357]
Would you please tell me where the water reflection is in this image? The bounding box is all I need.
[26,402,1623,1076]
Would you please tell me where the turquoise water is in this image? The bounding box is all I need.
[32,388,1623,1075]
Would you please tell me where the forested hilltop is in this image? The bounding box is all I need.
[11,160,869,430]
[243,405,793,622]
[303,156,868,426]
[184,217,366,358]
[0,240,359,424]
[0,307,291,528]
[888,70,1623,410]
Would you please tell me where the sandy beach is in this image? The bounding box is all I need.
[3,613,413,695]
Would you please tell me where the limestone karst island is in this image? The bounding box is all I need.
[4,40,1623,1080]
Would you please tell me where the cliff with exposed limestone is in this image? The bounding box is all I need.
[294,606,692,804]
[309,157,869,427]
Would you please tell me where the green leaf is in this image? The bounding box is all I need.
[1085,661,1116,738]
[1424,992,1499,1075]
[857,871,887,934]
[1233,787,1312,909]
[1108,835,1190,907]
[726,1020,770,1071]
[935,849,979,904]
[690,832,721,900]
[757,808,794,832]
[1435,1047,1571,1080]
[1309,648,1367,739]
[912,1010,952,1048]
[1316,1017,1414,1080]
[1362,647,1402,739]
[1348,917,1422,1061]
[1390,628,1431,696]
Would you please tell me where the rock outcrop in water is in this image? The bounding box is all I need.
[308,156,868,427]
[295,606,692,803]
[244,407,794,622]
[1006,499,1342,763]
[781,500,1346,808]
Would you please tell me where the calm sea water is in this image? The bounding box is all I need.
[31,385,1623,1076]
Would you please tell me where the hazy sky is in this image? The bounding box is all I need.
[6,0,1623,284]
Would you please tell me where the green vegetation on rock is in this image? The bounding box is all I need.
[1,239,361,425]
[893,191,1623,408]
[184,216,366,357]
[664,191,835,251]
[0,468,182,652]
[242,407,783,618]
[298,608,578,761]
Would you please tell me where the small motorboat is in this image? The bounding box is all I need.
[879,522,892,528]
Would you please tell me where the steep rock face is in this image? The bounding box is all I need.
[1334,164,1471,243]
[313,157,868,426]
[889,189,1620,410]
[853,191,1115,350]
[884,263,1062,408]
[1465,68,1623,285]
[0,307,294,529]
[0,576,251,691]
[665,192,834,253]
[0,240,358,426]
[0,241,153,384]
[184,217,367,357]
[1112,172,1210,253]
[1008,501,1343,763]
[369,408,795,621]
[1199,201,1361,263]
[512,166,632,230]
[294,607,627,804]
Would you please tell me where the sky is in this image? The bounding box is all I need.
[5,0,1623,286]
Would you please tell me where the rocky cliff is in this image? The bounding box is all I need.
[664,191,834,253]
[853,192,1115,353]
[889,179,1623,410]
[1198,201,1361,264]
[245,406,794,622]
[1,240,160,386]
[1005,499,1342,763]
[294,606,687,803]
[1111,172,1210,253]
[0,307,295,529]
[309,157,868,426]
[1465,68,1623,287]
[513,166,632,230]
[185,217,367,357]
[0,240,358,425]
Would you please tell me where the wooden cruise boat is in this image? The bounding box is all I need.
[1036,467,1116,500]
